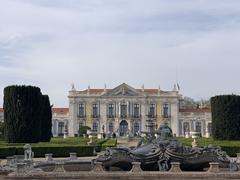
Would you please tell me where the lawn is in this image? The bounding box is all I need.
[177,137,240,157]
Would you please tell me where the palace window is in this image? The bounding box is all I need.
[133,104,140,118]
[149,104,156,117]
[183,122,190,135]
[92,103,99,118]
[58,122,64,135]
[109,122,114,133]
[121,104,127,118]
[195,121,202,133]
[78,103,85,118]
[133,122,140,136]
[108,104,115,118]
[163,104,169,118]
[92,122,98,132]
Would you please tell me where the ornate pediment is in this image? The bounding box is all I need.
[102,83,144,97]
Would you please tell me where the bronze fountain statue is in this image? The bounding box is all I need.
[96,123,238,171]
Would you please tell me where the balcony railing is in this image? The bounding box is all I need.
[162,115,171,119]
[146,114,157,118]
[107,115,115,118]
[91,114,100,118]
[131,115,141,119]
[77,115,86,118]
[120,114,128,118]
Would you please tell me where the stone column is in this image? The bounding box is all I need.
[69,98,77,137]
[208,162,220,173]
[169,162,182,172]
[170,101,179,136]
[100,102,107,134]
[141,102,147,133]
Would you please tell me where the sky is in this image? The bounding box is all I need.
[1,0,240,107]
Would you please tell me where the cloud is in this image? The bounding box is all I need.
[1,0,240,106]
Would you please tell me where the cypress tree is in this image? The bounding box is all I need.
[40,95,52,142]
[4,85,42,143]
[211,95,240,140]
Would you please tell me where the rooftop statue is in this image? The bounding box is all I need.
[96,123,238,171]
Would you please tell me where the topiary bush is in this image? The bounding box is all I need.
[3,85,52,143]
[211,95,240,140]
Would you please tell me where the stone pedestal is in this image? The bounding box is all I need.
[169,162,182,172]
[92,162,105,172]
[54,162,65,172]
[70,153,77,160]
[6,157,14,166]
[208,162,219,173]
[16,163,26,174]
[131,162,142,172]
[45,154,53,162]
[237,153,240,163]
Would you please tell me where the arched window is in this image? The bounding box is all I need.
[183,122,190,135]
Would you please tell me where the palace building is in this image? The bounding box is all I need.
[68,83,212,137]
[0,83,212,138]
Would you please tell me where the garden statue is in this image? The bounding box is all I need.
[24,144,34,161]
[96,123,238,171]
[64,124,68,139]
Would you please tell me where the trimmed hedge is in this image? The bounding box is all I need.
[0,146,94,158]
[0,138,117,158]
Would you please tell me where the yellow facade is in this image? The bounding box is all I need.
[157,101,162,128]
[86,100,91,127]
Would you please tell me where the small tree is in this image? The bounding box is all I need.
[78,125,91,137]
[211,95,240,140]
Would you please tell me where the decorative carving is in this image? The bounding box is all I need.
[102,83,144,97]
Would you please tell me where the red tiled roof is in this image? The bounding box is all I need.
[52,108,69,114]
[179,108,211,113]
[0,108,69,114]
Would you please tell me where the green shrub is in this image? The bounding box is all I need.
[0,137,117,158]
[0,145,94,158]
[101,138,117,151]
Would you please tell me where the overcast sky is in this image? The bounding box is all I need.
[1,0,240,107]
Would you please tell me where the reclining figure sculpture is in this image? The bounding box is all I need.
[96,124,238,171]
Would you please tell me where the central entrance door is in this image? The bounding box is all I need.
[120,120,128,136]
